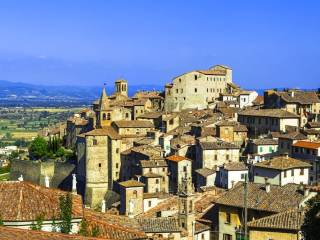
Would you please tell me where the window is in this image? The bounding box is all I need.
[149,168,152,172]
[259,146,263,153]
[176,89,179,94]
[201,233,205,240]
[180,89,183,93]
[148,201,152,207]
[169,119,174,125]
[183,166,187,172]
[98,163,101,168]
[269,146,273,153]
[225,212,231,224]
[156,179,159,184]
[241,173,246,180]
[102,113,106,120]
[223,234,232,240]
[116,148,119,153]
[291,169,294,177]
[179,78,181,83]
[125,113,129,118]
[107,113,111,120]
[214,155,218,161]
[300,168,304,175]
[226,154,229,160]
[116,163,119,168]
[284,170,287,178]
[194,75,198,80]
[194,88,198,93]
[133,190,137,197]
[93,139,98,145]
[162,168,166,172]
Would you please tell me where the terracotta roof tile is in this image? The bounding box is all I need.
[239,109,299,118]
[118,180,145,188]
[0,227,107,240]
[0,181,83,222]
[248,209,304,231]
[166,155,191,162]
[292,141,320,149]
[113,120,154,128]
[216,182,306,213]
[254,156,311,170]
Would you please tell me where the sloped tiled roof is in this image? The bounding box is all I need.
[216,182,306,213]
[140,159,168,168]
[278,132,307,140]
[200,141,239,150]
[0,227,107,240]
[254,156,311,170]
[248,209,304,231]
[239,109,299,118]
[166,155,191,162]
[195,168,216,177]
[0,181,83,222]
[223,162,247,171]
[119,180,145,188]
[113,120,154,128]
[279,91,320,105]
[252,138,278,145]
[84,209,147,240]
[84,127,121,139]
[292,141,320,150]
[137,217,181,233]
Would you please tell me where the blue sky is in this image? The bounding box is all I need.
[0,0,319,89]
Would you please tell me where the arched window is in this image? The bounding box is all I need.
[102,113,106,120]
[133,190,137,198]
[125,113,129,119]
[107,113,111,120]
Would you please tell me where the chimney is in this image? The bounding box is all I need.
[101,199,106,213]
[72,174,77,194]
[18,174,23,181]
[265,178,270,193]
[291,91,295,98]
[304,187,310,197]
[45,175,50,188]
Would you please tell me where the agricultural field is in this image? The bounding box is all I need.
[0,107,80,143]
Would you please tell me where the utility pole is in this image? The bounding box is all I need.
[244,174,248,240]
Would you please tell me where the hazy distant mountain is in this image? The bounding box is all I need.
[0,80,163,102]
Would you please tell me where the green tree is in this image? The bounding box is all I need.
[29,137,48,159]
[55,147,65,157]
[30,214,44,231]
[78,219,89,236]
[8,151,19,161]
[5,132,12,140]
[59,193,73,234]
[302,194,320,240]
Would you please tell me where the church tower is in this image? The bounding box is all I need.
[115,79,128,97]
[178,176,195,237]
[96,85,113,127]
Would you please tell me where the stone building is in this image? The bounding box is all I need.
[196,139,240,170]
[214,182,316,240]
[248,209,305,240]
[166,155,192,194]
[119,179,145,217]
[264,89,320,125]
[252,156,311,186]
[216,120,248,147]
[77,127,122,208]
[165,65,232,112]
[238,109,300,137]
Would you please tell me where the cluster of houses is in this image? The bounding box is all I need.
[3,64,320,240]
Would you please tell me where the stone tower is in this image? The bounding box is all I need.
[115,79,128,97]
[178,176,195,237]
[96,86,113,127]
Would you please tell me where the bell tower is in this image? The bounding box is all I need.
[178,176,195,237]
[115,79,128,97]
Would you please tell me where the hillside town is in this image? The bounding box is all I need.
[0,64,319,240]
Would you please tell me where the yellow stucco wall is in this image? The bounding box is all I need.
[249,230,299,240]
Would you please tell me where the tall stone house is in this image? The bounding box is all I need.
[164,65,232,112]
